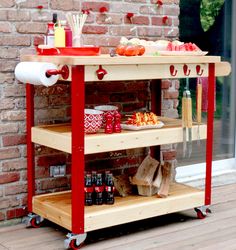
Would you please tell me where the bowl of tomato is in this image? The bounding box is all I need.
[116,44,145,56]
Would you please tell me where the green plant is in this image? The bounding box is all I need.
[200,0,225,32]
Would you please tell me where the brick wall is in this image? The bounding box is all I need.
[0,0,179,223]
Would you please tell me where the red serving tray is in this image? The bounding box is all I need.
[36,46,101,56]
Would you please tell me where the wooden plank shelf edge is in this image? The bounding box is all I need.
[32,183,204,232]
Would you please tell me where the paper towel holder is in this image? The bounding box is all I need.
[46,65,69,80]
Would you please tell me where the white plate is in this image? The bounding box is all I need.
[158,51,208,56]
[121,121,164,131]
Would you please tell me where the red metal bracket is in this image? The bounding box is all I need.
[169,65,177,76]
[46,65,69,80]
[196,65,204,76]
[96,65,107,80]
[183,64,191,76]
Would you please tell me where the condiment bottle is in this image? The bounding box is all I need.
[94,173,104,205]
[104,172,115,205]
[45,22,55,46]
[84,173,93,206]
[54,21,65,47]
[61,20,72,47]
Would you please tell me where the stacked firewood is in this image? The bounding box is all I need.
[130,155,172,197]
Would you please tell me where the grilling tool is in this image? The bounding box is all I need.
[182,78,192,158]
[196,78,202,145]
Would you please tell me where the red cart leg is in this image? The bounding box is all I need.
[205,63,215,206]
[26,83,35,212]
[71,65,85,234]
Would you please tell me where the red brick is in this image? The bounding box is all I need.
[2,159,27,171]
[40,177,68,190]
[50,0,80,10]
[173,99,179,108]
[163,5,180,16]
[163,27,179,37]
[0,48,19,59]
[162,150,177,160]
[0,98,14,110]
[83,25,108,35]
[0,22,12,33]
[125,0,146,2]
[139,5,161,15]
[0,60,17,72]
[6,10,30,21]
[16,22,47,34]
[109,26,136,37]
[32,12,51,22]
[110,2,139,13]
[5,184,27,196]
[35,167,50,179]
[125,15,149,25]
[0,123,18,134]
[84,35,120,47]
[37,154,67,167]
[0,35,31,46]
[96,82,126,93]
[6,207,27,220]
[152,17,164,26]
[1,110,26,121]
[161,80,171,89]
[86,93,110,105]
[3,85,25,97]
[162,109,178,119]
[0,211,5,221]
[82,2,110,12]
[34,84,70,96]
[35,108,67,121]
[0,189,3,197]
[18,0,48,8]
[96,14,122,25]
[2,134,26,147]
[0,172,20,184]
[0,198,10,209]
[162,99,173,110]
[163,90,179,99]
[0,0,15,7]
[138,26,162,37]
[48,95,70,106]
[125,81,148,91]
[0,148,20,160]
[14,98,26,109]
[0,72,14,84]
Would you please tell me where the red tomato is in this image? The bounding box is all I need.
[116,44,126,56]
[137,45,145,56]
[124,45,136,56]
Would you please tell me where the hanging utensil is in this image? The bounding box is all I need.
[196,78,202,145]
[182,78,192,158]
[186,89,192,157]
[182,89,187,158]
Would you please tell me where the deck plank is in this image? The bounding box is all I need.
[0,183,235,250]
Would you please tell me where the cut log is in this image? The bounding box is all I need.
[157,162,172,198]
[130,155,159,186]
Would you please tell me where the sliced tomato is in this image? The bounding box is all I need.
[116,44,126,56]
[124,45,136,56]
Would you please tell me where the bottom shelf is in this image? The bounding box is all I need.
[33,183,204,232]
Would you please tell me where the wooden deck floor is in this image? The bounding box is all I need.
[0,183,236,250]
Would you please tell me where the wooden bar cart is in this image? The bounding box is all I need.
[21,54,231,249]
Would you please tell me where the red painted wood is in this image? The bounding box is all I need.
[26,83,35,212]
[205,63,215,205]
[71,65,85,234]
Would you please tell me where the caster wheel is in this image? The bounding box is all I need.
[30,217,43,228]
[69,239,83,250]
[196,210,206,219]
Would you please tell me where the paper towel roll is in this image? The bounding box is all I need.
[15,62,59,87]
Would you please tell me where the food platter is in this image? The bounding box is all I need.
[121,121,164,131]
[157,51,208,56]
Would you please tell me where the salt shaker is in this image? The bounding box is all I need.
[113,112,121,133]
[105,113,113,134]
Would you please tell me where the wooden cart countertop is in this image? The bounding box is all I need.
[21,54,222,65]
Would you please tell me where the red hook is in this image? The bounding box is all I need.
[96,65,107,80]
[183,64,191,76]
[196,65,204,76]
[46,65,69,80]
[169,65,177,76]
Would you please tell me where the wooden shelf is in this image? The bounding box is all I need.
[32,117,207,154]
[33,182,204,232]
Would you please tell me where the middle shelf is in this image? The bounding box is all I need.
[32,117,207,154]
